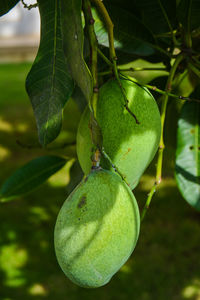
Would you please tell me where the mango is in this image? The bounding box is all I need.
[54,169,140,288]
[76,78,161,189]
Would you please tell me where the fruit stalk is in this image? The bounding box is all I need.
[82,0,98,116]
[83,0,102,167]
[92,0,139,124]
[141,53,185,221]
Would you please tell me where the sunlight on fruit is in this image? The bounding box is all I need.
[28,283,48,296]
[47,159,74,187]
[0,118,13,132]
[0,244,28,287]
[182,279,200,299]
[0,145,11,161]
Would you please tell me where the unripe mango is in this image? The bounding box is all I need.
[54,169,140,288]
[77,78,161,189]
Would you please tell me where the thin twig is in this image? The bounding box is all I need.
[98,67,168,76]
[92,0,139,124]
[121,74,200,103]
[83,0,102,168]
[141,53,185,221]
[157,0,179,46]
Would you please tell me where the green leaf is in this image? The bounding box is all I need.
[178,0,200,31]
[93,5,155,56]
[132,0,177,35]
[102,0,176,38]
[26,0,74,146]
[61,0,92,103]
[66,160,83,195]
[72,85,87,112]
[0,0,19,16]
[175,95,200,211]
[0,156,67,202]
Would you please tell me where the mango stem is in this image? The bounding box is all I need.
[141,53,185,221]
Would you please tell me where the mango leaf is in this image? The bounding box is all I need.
[175,97,200,211]
[105,0,177,35]
[0,0,19,16]
[178,0,200,31]
[26,0,74,146]
[72,85,87,112]
[0,156,67,202]
[132,0,177,35]
[93,4,155,56]
[61,0,92,103]
[66,160,83,195]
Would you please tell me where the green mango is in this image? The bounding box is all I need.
[54,169,140,288]
[76,78,161,189]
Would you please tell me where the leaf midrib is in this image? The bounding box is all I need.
[43,0,58,145]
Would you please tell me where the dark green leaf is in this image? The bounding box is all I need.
[0,0,18,16]
[103,0,176,36]
[132,0,177,35]
[61,0,92,103]
[72,85,87,112]
[66,160,83,195]
[178,0,200,31]
[0,156,67,202]
[26,0,74,146]
[175,94,200,211]
[93,5,155,56]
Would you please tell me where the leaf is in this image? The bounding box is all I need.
[66,160,83,195]
[93,4,155,56]
[102,0,176,39]
[175,94,200,211]
[26,0,74,146]
[61,0,92,103]
[0,0,19,16]
[72,85,87,112]
[0,156,67,202]
[178,0,200,31]
[132,0,177,35]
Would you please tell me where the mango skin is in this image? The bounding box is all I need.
[77,79,161,189]
[54,169,140,288]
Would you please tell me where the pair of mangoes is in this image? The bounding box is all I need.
[54,78,161,288]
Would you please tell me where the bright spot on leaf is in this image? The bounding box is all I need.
[47,159,74,187]
[6,230,17,241]
[29,206,51,222]
[120,263,132,274]
[139,175,155,191]
[16,123,28,132]
[0,118,13,132]
[0,244,28,287]
[28,283,48,296]
[0,145,11,161]
[182,279,200,299]
[139,175,176,192]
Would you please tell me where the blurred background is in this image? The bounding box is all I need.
[0,2,200,300]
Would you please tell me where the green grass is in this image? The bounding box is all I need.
[0,63,200,300]
[0,63,32,106]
